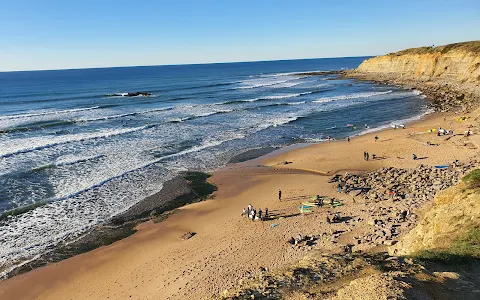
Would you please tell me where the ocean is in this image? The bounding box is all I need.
[0,57,430,273]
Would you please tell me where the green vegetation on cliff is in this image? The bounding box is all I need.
[387,41,480,56]
[415,227,480,264]
[463,168,480,188]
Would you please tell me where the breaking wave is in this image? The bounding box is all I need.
[0,106,101,121]
[313,90,393,103]
[0,125,153,158]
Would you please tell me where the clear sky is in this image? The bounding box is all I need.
[1,0,479,71]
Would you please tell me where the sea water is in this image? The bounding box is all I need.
[0,57,430,274]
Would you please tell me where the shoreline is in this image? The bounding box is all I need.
[0,100,435,280]
[0,80,446,280]
[0,86,435,280]
[0,172,217,280]
[0,102,478,298]
[0,66,479,298]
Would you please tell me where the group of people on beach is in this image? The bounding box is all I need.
[437,127,453,136]
[242,204,269,222]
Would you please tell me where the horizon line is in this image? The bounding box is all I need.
[0,55,374,73]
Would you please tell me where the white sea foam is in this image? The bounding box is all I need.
[236,79,291,89]
[270,81,304,88]
[313,90,393,103]
[0,106,101,121]
[78,107,172,122]
[261,70,325,77]
[55,154,106,167]
[287,101,306,105]
[358,107,434,136]
[0,131,249,276]
[263,93,302,100]
[0,125,152,158]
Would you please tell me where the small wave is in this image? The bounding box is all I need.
[0,125,153,158]
[256,116,303,130]
[79,107,173,122]
[0,106,101,121]
[359,108,435,136]
[0,120,76,134]
[29,155,106,173]
[221,93,308,105]
[260,70,325,77]
[167,109,234,123]
[287,101,306,105]
[313,90,393,103]
[55,154,106,167]
[104,92,156,98]
[264,93,303,100]
[270,81,304,88]
[236,79,291,90]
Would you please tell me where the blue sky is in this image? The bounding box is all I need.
[0,0,479,71]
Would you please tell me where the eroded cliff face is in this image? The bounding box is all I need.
[348,41,480,111]
[389,183,480,256]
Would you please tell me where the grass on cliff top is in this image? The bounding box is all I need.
[415,227,480,265]
[387,41,480,56]
[462,169,480,189]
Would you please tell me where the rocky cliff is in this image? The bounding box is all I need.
[389,171,480,257]
[347,41,480,111]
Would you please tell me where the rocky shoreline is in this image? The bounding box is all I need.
[344,71,480,112]
[344,41,480,112]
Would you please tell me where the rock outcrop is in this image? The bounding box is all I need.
[347,41,480,111]
[389,180,480,256]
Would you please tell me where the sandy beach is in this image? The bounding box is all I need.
[1,109,479,300]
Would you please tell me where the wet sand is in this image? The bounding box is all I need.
[0,110,478,300]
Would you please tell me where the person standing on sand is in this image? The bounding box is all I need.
[252,209,256,222]
[374,135,379,142]
[265,208,269,220]
[278,190,282,201]
[258,209,262,221]
[347,136,350,142]
[366,152,369,161]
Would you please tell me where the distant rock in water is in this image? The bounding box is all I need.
[105,92,152,97]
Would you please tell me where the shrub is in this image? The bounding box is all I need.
[462,169,480,188]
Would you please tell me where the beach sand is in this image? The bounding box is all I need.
[0,110,479,300]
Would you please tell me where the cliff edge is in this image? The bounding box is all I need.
[389,169,480,258]
[347,41,480,111]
